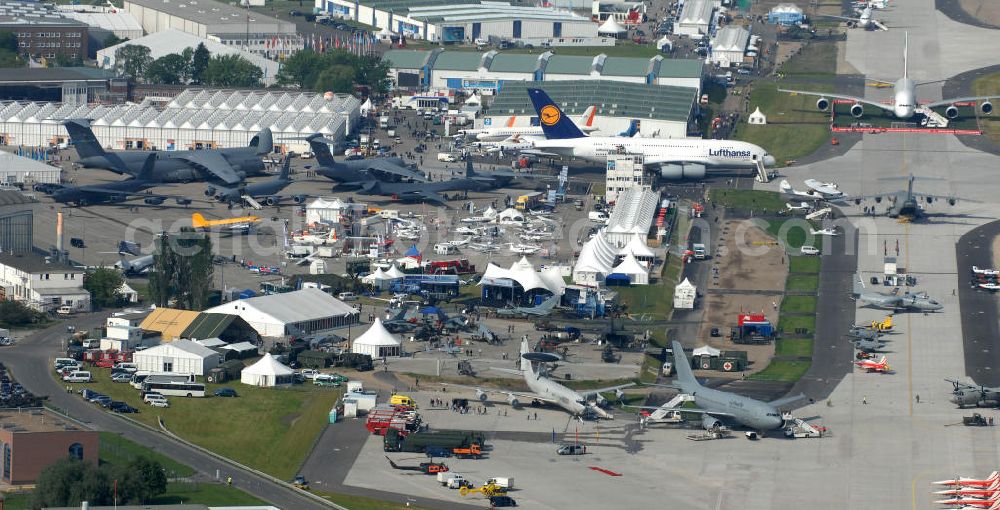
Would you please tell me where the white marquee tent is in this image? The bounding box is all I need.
[610,253,649,285]
[598,16,627,36]
[693,345,721,357]
[573,231,619,285]
[240,353,294,387]
[352,318,402,358]
[673,277,696,309]
[480,256,566,296]
[133,339,220,376]
[618,233,655,261]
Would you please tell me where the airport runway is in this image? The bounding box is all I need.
[955,220,1000,387]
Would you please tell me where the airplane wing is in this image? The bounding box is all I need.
[173,151,243,185]
[440,382,558,405]
[924,96,1000,109]
[578,382,637,398]
[803,179,842,197]
[360,160,428,182]
[778,89,897,113]
[820,14,860,21]
[409,190,448,206]
[768,393,808,409]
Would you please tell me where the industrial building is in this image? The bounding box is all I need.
[0,0,89,61]
[384,49,703,92]
[486,80,697,138]
[0,67,118,104]
[97,29,282,86]
[204,287,360,338]
[133,339,221,376]
[0,189,33,254]
[710,25,750,68]
[57,5,144,41]
[316,0,609,46]
[768,3,804,25]
[0,88,361,152]
[673,0,714,37]
[139,307,259,344]
[0,408,99,485]
[0,150,61,184]
[123,0,302,57]
[0,251,90,313]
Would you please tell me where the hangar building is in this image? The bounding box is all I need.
[316,0,609,46]
[673,0,714,37]
[384,49,703,93]
[487,80,697,138]
[0,89,361,153]
[204,287,360,338]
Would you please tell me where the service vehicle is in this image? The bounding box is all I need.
[63,370,92,383]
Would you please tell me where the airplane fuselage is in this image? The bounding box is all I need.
[534,137,775,169]
[524,369,610,418]
[678,380,785,430]
[892,77,918,119]
[52,180,156,205]
[79,148,266,183]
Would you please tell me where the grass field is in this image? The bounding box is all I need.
[616,284,673,320]
[733,82,833,166]
[780,40,838,76]
[972,71,1000,146]
[100,431,195,477]
[68,370,341,480]
[775,338,814,357]
[778,314,816,335]
[789,255,821,273]
[781,295,817,314]
[708,188,786,213]
[749,360,811,381]
[765,218,821,251]
[151,483,268,505]
[786,274,819,292]
[1,493,30,510]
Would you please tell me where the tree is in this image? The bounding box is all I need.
[114,45,152,81]
[115,457,168,504]
[202,54,262,88]
[355,55,392,95]
[145,53,189,84]
[84,268,124,309]
[313,64,356,93]
[31,459,113,508]
[178,47,195,83]
[275,49,324,88]
[148,231,214,310]
[190,42,210,84]
[0,300,45,327]
[275,49,391,96]
[103,33,127,49]
[49,53,83,68]
[0,30,17,53]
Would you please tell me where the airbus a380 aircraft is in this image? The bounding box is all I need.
[457,106,598,142]
[780,33,1000,120]
[525,88,775,180]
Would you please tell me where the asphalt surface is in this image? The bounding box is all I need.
[956,219,1000,387]
[1,315,333,510]
[942,63,1000,156]
[934,0,1000,30]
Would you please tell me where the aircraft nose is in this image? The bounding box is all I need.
[764,154,776,166]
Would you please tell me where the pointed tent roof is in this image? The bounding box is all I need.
[693,345,721,357]
[482,205,497,217]
[362,267,387,283]
[620,234,654,258]
[243,353,294,376]
[498,208,523,220]
[384,265,405,279]
[353,318,402,347]
[404,245,421,257]
[612,253,648,276]
[676,277,696,290]
[598,17,627,34]
[466,93,482,105]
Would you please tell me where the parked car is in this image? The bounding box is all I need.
[313,374,341,387]
[800,245,820,255]
[63,371,92,383]
[557,444,587,455]
[111,372,132,383]
[143,392,167,405]
[289,9,302,16]
[92,396,112,407]
[147,397,170,408]
[299,369,319,379]
[489,496,517,507]
[214,388,238,398]
[109,401,138,413]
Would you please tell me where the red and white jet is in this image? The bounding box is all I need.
[935,492,1000,508]
[934,472,1000,488]
[935,479,1000,497]
[854,355,890,373]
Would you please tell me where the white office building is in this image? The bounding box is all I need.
[0,252,89,313]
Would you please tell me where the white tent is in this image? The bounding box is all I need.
[384,265,405,279]
[133,339,220,376]
[673,277,696,309]
[240,353,294,387]
[573,231,619,285]
[598,17,627,36]
[748,107,767,125]
[352,318,402,358]
[359,98,374,117]
[306,197,349,224]
[496,208,525,225]
[657,35,673,52]
[693,345,721,357]
[610,253,649,285]
[466,93,482,106]
[480,257,565,295]
[619,233,655,261]
[377,26,397,42]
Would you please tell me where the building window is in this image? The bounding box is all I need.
[163,362,173,372]
[3,443,9,480]
[68,443,84,460]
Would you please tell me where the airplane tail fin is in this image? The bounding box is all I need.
[577,105,597,128]
[191,213,208,229]
[250,128,273,156]
[505,115,516,128]
[670,341,699,390]
[307,134,337,168]
[618,119,641,137]
[526,88,586,140]
[779,179,793,194]
[385,456,400,469]
[903,32,908,79]
[118,240,141,256]
[465,158,475,178]
[520,337,532,374]
[62,119,105,159]
[853,275,866,297]
[279,154,292,180]
[137,153,156,180]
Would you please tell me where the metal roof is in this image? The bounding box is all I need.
[656,58,703,79]
[678,0,713,25]
[59,9,142,33]
[180,313,239,340]
[123,0,295,34]
[141,308,201,340]
[433,51,482,71]
[355,0,479,14]
[0,189,34,207]
[544,55,595,75]
[0,67,112,84]
[0,0,87,26]
[489,80,696,123]
[0,251,82,274]
[601,56,649,77]
[488,53,540,73]
[205,287,359,324]
[406,3,588,22]
[383,49,433,70]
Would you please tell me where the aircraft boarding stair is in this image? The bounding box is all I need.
[916,106,949,128]
[241,195,263,210]
[783,415,826,438]
[754,159,771,183]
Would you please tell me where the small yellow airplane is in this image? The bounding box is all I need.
[191,212,261,232]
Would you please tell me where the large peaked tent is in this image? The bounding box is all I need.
[240,353,294,387]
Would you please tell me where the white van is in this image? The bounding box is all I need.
[337,292,358,301]
[114,362,139,373]
[437,152,458,163]
[56,305,75,315]
[82,338,100,349]
[588,211,608,223]
[53,357,78,370]
[63,371,92,383]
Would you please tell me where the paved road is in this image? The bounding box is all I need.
[943,63,1000,157]
[956,219,1000,386]
[934,0,1000,30]
[0,315,333,510]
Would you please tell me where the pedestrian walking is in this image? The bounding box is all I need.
[862,396,868,405]
[915,395,920,404]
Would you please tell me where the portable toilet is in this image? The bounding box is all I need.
[328,406,338,424]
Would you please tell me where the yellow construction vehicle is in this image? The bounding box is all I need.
[460,482,507,497]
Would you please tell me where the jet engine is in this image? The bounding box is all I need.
[265,196,281,206]
[204,186,216,197]
[292,195,307,204]
[507,394,520,408]
[476,389,488,402]
[144,196,166,205]
[816,97,831,111]
[948,198,957,206]
[874,196,883,204]
[850,103,865,118]
[854,198,862,205]
[925,196,933,204]
[701,414,723,431]
[660,163,707,180]
[982,101,993,115]
[946,105,960,119]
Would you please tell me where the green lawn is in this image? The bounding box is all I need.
[749,360,811,381]
[150,483,268,505]
[640,353,664,384]
[708,189,786,213]
[781,295,817,314]
[778,314,816,335]
[100,432,195,477]
[786,274,819,292]
[1,493,30,510]
[789,255,821,273]
[68,370,341,480]
[972,71,1000,146]
[765,218,821,251]
[733,82,833,166]
[780,40,838,76]
[615,284,673,319]
[775,338,813,357]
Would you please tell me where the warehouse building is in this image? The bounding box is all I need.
[0,150,61,184]
[204,287,360,338]
[98,29,281,86]
[710,25,750,68]
[0,0,89,61]
[139,307,259,344]
[673,0,714,37]
[57,5,144,40]
[133,339,221,376]
[0,67,117,104]
[317,0,609,46]
[486,80,697,138]
[0,189,33,254]
[123,0,302,57]
[384,49,703,92]
[0,408,99,485]
[0,88,361,152]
